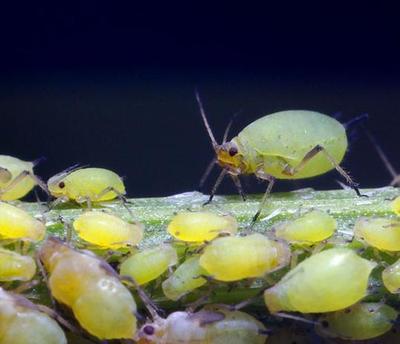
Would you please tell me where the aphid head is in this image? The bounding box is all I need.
[47,164,83,197]
[215,141,243,175]
[137,318,166,342]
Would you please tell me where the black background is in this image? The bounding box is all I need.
[0,2,399,198]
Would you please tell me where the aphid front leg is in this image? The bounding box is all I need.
[250,170,275,226]
[282,144,363,197]
[0,170,49,197]
[204,169,227,205]
[230,174,246,201]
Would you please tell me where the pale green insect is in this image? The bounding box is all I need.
[382,257,400,293]
[73,211,143,249]
[47,166,126,203]
[264,248,376,313]
[136,307,268,344]
[0,202,46,242]
[119,244,178,285]
[167,211,237,243]
[0,155,45,201]
[316,302,398,340]
[197,94,360,220]
[0,287,67,344]
[354,217,400,251]
[162,255,208,301]
[274,209,337,245]
[0,248,36,282]
[39,237,137,340]
[199,233,290,282]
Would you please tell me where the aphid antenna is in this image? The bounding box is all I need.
[198,158,217,190]
[32,156,47,167]
[195,90,219,150]
[222,109,242,144]
[274,312,318,325]
[343,113,369,130]
[48,163,89,185]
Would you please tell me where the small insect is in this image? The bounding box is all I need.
[119,244,178,285]
[47,166,126,206]
[136,306,268,344]
[39,237,137,340]
[0,287,67,343]
[274,209,337,245]
[316,302,398,340]
[167,211,237,243]
[199,233,290,282]
[264,248,376,313]
[354,217,400,251]
[0,201,46,242]
[0,155,46,201]
[0,247,36,282]
[382,257,400,293]
[73,211,143,249]
[196,93,361,222]
[162,255,208,301]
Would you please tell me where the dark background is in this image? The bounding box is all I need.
[0,3,399,198]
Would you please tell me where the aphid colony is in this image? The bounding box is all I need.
[0,154,400,343]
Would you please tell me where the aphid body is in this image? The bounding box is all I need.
[73,211,143,249]
[120,244,178,285]
[316,302,398,340]
[137,307,268,344]
[382,257,400,293]
[354,217,400,251]
[162,255,208,301]
[0,202,45,242]
[199,233,290,282]
[0,248,36,281]
[39,237,137,340]
[167,211,237,243]
[0,287,67,344]
[48,167,125,202]
[264,248,376,313]
[274,209,337,245]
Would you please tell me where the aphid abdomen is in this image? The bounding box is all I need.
[0,248,36,282]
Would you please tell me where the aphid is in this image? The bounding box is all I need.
[392,196,400,215]
[47,166,126,204]
[0,287,67,344]
[354,217,400,251]
[136,306,268,344]
[73,211,143,249]
[382,257,400,293]
[39,237,137,340]
[199,233,290,282]
[0,202,46,242]
[120,244,178,285]
[196,93,360,221]
[316,302,398,340]
[0,155,46,201]
[274,209,337,245]
[162,255,208,301]
[0,247,36,281]
[264,248,376,313]
[167,211,237,243]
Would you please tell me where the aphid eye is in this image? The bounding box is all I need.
[58,181,65,189]
[143,325,155,335]
[228,147,238,156]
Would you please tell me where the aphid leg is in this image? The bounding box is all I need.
[13,279,40,294]
[204,169,227,205]
[0,167,12,183]
[36,304,81,335]
[250,172,276,227]
[58,216,73,243]
[95,186,133,216]
[230,175,247,201]
[35,253,57,309]
[0,170,49,196]
[199,158,217,190]
[215,289,264,311]
[282,144,364,197]
[76,196,92,210]
[48,195,70,210]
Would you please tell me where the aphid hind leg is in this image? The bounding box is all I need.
[94,186,133,217]
[282,144,363,197]
[0,170,49,196]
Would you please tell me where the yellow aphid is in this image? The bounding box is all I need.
[317,302,398,340]
[167,211,237,242]
[199,233,290,282]
[274,210,336,245]
[392,196,400,215]
[0,155,38,201]
[120,244,178,285]
[73,211,143,249]
[0,248,36,281]
[354,217,400,251]
[48,167,125,202]
[137,307,268,344]
[0,287,67,344]
[162,255,208,301]
[264,248,376,313]
[0,202,45,242]
[382,257,400,293]
[39,237,137,340]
